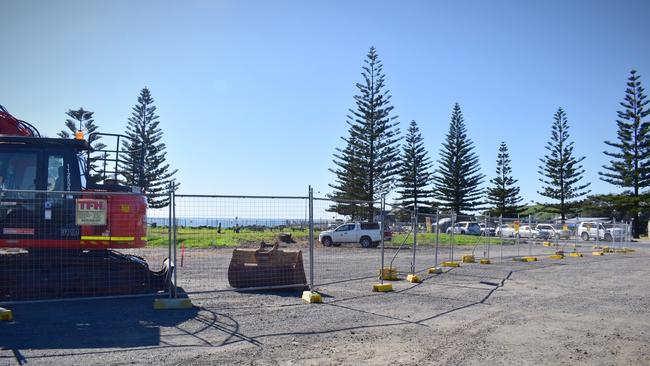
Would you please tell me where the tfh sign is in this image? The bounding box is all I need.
[76,199,108,226]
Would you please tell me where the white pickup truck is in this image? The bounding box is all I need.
[577,222,625,241]
[318,222,388,248]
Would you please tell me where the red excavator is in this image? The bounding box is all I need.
[0,105,169,300]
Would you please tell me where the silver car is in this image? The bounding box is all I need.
[535,224,572,240]
[446,221,481,235]
[495,224,516,237]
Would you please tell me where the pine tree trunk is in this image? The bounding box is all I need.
[634,186,640,238]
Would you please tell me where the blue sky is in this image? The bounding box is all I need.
[2,0,649,204]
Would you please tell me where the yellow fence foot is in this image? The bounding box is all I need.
[379,267,399,280]
[372,283,393,292]
[442,261,460,268]
[302,291,322,303]
[461,254,476,263]
[592,251,604,256]
[406,274,421,283]
[381,274,399,280]
[549,254,564,259]
[153,298,193,310]
[479,259,491,264]
[428,267,443,274]
[0,308,13,321]
[513,256,537,262]
[568,252,583,257]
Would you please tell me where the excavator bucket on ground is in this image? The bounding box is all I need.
[228,242,307,289]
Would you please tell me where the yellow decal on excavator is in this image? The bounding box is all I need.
[81,236,134,241]
[110,236,135,241]
[81,236,110,240]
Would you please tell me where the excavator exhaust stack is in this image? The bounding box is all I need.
[228,242,307,289]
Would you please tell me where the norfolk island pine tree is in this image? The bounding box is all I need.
[600,70,650,237]
[432,103,484,215]
[120,88,178,208]
[394,120,434,216]
[486,141,524,217]
[58,108,106,184]
[537,107,590,222]
[329,47,401,221]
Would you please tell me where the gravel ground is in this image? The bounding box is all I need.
[1,240,649,365]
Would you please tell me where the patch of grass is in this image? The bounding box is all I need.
[147,227,311,248]
[146,226,514,248]
[391,232,510,246]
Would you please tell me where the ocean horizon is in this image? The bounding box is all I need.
[147,216,335,228]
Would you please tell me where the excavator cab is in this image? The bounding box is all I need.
[0,137,84,240]
[0,105,169,300]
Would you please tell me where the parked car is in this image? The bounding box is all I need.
[318,222,389,248]
[495,224,516,237]
[515,225,538,239]
[535,224,572,240]
[479,223,496,236]
[577,222,624,242]
[446,221,481,235]
[534,224,554,240]
[554,224,573,240]
[602,224,626,242]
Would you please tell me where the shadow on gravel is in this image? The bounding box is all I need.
[231,288,304,298]
[0,294,198,361]
[0,296,270,364]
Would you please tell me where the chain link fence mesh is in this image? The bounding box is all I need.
[310,197,380,295]
[1,186,637,304]
[0,189,169,302]
[171,194,310,295]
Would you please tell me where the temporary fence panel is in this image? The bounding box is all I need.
[410,210,453,271]
[471,215,500,262]
[4,184,638,305]
[310,197,381,292]
[171,193,310,294]
[383,203,421,278]
[0,189,169,302]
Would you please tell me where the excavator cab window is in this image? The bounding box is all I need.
[0,152,38,191]
[78,153,87,190]
[48,150,81,192]
[47,154,65,191]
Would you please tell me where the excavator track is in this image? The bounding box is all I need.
[0,249,170,301]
